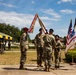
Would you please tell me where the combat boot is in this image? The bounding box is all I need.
[19,62,26,70]
[19,65,27,70]
[48,66,50,72]
[19,65,24,69]
[39,64,43,67]
[44,65,47,71]
[54,65,58,70]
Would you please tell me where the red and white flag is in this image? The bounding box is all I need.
[38,16,47,34]
[28,13,38,33]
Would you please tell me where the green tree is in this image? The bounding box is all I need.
[0,23,21,42]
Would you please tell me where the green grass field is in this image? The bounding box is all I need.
[0,49,65,65]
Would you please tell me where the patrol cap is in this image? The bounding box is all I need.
[23,27,29,32]
[55,35,59,38]
[39,28,42,31]
[49,28,54,32]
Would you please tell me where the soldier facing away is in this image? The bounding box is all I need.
[34,28,44,67]
[19,27,29,70]
[43,29,56,72]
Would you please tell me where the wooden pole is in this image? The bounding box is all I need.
[71,46,75,65]
[72,51,74,64]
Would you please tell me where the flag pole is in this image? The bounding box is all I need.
[71,45,75,65]
[72,50,74,64]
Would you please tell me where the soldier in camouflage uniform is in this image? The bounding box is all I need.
[43,29,56,72]
[54,35,63,69]
[34,28,44,67]
[19,27,29,70]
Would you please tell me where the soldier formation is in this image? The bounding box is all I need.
[19,27,63,72]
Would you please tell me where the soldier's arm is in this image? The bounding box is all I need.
[20,35,23,46]
[58,40,63,49]
[52,38,56,49]
[34,35,38,47]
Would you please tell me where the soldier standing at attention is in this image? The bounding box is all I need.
[34,28,44,67]
[43,29,56,72]
[19,27,29,70]
[54,35,63,69]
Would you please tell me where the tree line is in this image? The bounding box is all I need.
[0,23,31,42]
[0,23,66,45]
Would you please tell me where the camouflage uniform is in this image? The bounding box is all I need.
[19,32,28,69]
[43,34,56,71]
[34,33,44,66]
[54,37,62,68]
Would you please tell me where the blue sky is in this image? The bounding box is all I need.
[0,0,76,39]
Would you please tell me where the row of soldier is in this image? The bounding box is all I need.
[19,27,63,72]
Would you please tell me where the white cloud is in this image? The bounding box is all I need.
[71,0,76,4]
[57,0,72,4]
[55,28,68,37]
[60,9,75,14]
[61,0,72,2]
[0,2,16,7]
[57,28,68,33]
[57,1,61,4]
[0,11,62,39]
[32,1,35,4]
[42,9,61,21]
[0,11,54,28]
[0,11,42,39]
[0,11,35,29]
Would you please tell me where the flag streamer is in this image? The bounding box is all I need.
[28,13,47,34]
[28,13,38,33]
[37,16,47,33]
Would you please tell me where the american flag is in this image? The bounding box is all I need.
[65,18,76,53]
[67,19,72,41]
